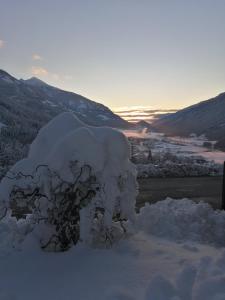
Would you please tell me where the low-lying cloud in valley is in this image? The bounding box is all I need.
[114,106,177,123]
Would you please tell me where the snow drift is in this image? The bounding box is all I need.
[0,113,138,251]
[137,198,225,247]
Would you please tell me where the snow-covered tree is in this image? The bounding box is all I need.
[0,113,138,251]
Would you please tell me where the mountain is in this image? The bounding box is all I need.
[152,92,225,150]
[3,70,129,127]
[0,69,130,129]
[0,69,130,179]
[134,120,154,132]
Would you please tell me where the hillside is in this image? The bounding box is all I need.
[152,92,225,150]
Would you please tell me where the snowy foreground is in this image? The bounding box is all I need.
[1,113,225,299]
[1,198,225,300]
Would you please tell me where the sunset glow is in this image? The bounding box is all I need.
[114,106,177,123]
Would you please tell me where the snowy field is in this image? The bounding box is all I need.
[123,130,225,165]
[1,199,225,299]
[1,114,225,300]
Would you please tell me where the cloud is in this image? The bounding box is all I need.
[31,66,48,76]
[64,75,73,81]
[51,73,73,82]
[0,40,5,49]
[31,66,72,83]
[114,106,177,123]
[32,54,42,61]
[52,73,60,81]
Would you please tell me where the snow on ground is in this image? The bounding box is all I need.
[137,198,225,247]
[1,199,225,299]
[123,130,225,165]
[0,232,222,300]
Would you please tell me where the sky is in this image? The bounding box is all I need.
[0,0,225,110]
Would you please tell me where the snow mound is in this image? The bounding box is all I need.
[0,113,138,251]
[28,112,85,162]
[137,198,225,247]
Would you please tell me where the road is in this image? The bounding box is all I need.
[137,176,223,209]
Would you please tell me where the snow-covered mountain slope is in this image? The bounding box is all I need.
[152,92,225,150]
[0,69,129,128]
[0,69,130,179]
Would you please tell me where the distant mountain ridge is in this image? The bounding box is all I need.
[0,69,130,179]
[152,92,225,150]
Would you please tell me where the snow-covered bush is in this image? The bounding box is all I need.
[0,113,138,251]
